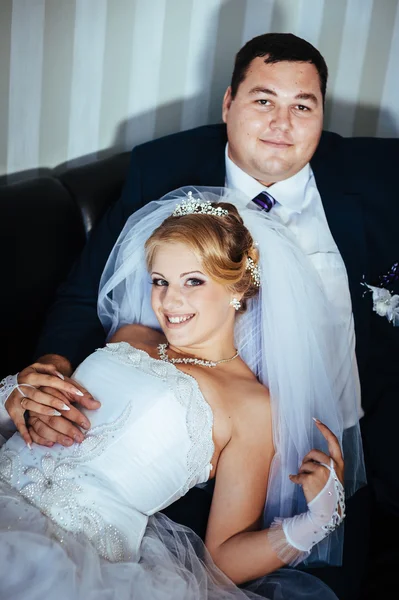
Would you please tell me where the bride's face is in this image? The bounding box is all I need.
[150,241,237,352]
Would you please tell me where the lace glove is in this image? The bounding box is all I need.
[268,460,345,566]
[0,374,35,443]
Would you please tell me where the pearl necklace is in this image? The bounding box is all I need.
[157,343,239,368]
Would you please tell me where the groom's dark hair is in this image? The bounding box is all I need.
[230,33,328,103]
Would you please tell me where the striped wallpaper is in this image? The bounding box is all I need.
[1,0,398,178]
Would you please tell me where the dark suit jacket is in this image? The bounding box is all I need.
[35,124,399,517]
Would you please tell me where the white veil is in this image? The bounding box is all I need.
[98,186,366,566]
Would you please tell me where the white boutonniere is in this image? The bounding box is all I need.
[362,262,399,327]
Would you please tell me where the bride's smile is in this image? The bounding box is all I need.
[165,313,195,326]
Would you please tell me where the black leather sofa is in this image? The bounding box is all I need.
[0,149,395,599]
[0,152,131,380]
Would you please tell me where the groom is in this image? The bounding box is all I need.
[22,33,399,598]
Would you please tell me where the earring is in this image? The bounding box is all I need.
[230,298,241,311]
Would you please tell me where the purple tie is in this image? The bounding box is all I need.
[251,190,276,212]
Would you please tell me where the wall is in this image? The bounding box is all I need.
[0,0,398,178]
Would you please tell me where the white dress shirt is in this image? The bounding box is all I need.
[225,144,363,423]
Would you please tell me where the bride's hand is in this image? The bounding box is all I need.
[5,363,98,447]
[27,383,99,448]
[289,419,344,505]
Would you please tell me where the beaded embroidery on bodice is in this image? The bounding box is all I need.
[103,342,215,495]
[0,343,214,562]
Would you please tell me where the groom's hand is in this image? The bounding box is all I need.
[28,383,100,447]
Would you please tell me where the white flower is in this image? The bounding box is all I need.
[21,454,81,511]
[363,283,399,326]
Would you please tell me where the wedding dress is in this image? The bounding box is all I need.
[0,342,337,600]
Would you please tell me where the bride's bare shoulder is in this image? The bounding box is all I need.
[109,324,164,347]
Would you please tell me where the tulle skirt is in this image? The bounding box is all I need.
[0,480,337,600]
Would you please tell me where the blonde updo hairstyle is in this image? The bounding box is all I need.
[145,202,260,312]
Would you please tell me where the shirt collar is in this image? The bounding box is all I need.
[225,143,311,214]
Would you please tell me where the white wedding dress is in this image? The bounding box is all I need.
[0,342,337,600]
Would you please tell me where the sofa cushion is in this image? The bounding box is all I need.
[57,152,131,238]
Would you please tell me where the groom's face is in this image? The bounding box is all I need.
[222,58,324,185]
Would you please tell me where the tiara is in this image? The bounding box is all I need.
[172,191,228,217]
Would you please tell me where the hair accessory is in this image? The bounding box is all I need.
[172,191,228,218]
[158,343,239,368]
[230,298,241,311]
[246,257,261,287]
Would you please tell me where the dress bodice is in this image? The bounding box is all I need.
[0,342,214,561]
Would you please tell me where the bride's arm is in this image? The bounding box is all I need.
[205,392,345,585]
[204,389,282,583]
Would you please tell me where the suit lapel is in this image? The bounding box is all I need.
[198,155,225,187]
[197,127,227,187]
[311,135,370,369]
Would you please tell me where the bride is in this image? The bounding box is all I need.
[0,187,365,599]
